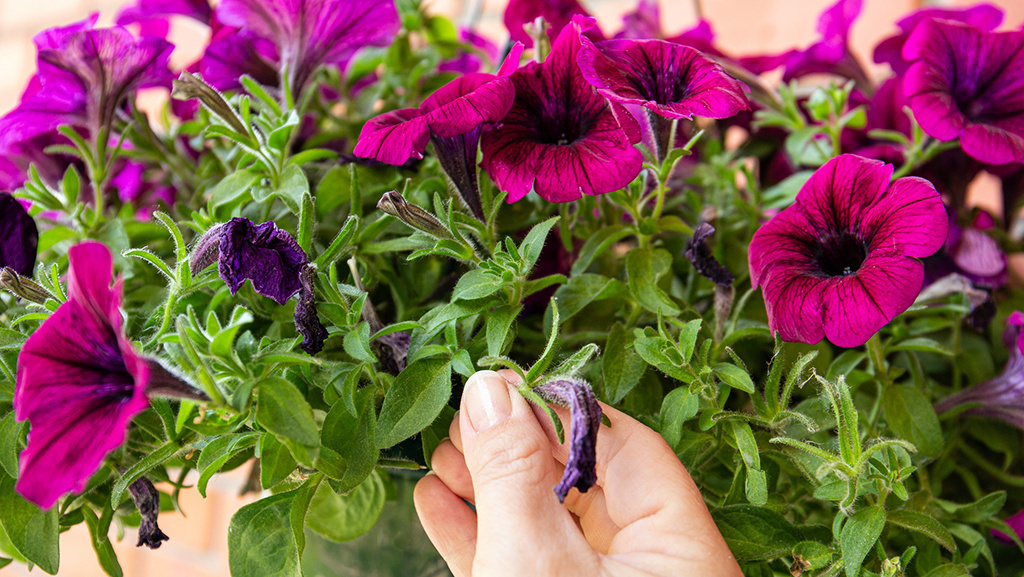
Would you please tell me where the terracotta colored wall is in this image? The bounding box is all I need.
[1,0,1023,576]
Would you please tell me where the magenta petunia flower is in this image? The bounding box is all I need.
[0,192,39,277]
[533,379,602,503]
[903,19,1024,165]
[213,0,399,96]
[14,242,185,509]
[481,16,643,203]
[993,509,1024,546]
[749,154,947,348]
[577,37,748,120]
[503,0,603,48]
[438,28,500,75]
[116,0,212,39]
[0,17,173,153]
[873,4,1003,75]
[354,44,524,220]
[935,312,1024,430]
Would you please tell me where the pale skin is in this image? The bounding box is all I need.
[414,370,743,577]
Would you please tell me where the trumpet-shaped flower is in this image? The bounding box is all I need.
[749,154,947,347]
[577,37,748,120]
[903,20,1024,165]
[213,0,399,96]
[935,312,1024,430]
[14,243,172,508]
[503,0,603,47]
[0,192,39,276]
[873,4,1003,75]
[354,44,523,220]
[533,379,602,503]
[481,16,642,203]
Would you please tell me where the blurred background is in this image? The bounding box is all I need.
[2,0,1023,575]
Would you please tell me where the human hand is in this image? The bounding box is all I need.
[414,370,742,576]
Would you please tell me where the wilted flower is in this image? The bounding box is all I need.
[213,0,400,96]
[935,312,1024,430]
[192,218,328,354]
[749,154,947,347]
[685,223,734,287]
[873,3,1003,75]
[481,16,642,203]
[354,44,524,220]
[0,192,39,277]
[14,242,202,509]
[533,379,602,503]
[127,476,169,549]
[903,20,1024,165]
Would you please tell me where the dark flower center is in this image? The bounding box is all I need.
[814,230,868,277]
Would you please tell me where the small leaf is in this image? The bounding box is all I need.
[519,216,560,272]
[228,491,302,577]
[713,363,756,393]
[259,434,298,490]
[840,505,886,577]
[660,387,698,450]
[305,470,386,543]
[602,323,646,403]
[376,359,452,448]
[486,305,521,357]
[256,377,319,448]
[343,322,378,364]
[319,387,379,492]
[712,505,802,562]
[887,509,955,553]
[883,385,943,457]
[625,247,680,316]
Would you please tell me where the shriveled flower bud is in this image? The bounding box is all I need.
[0,267,51,304]
[685,223,734,287]
[127,476,169,549]
[172,71,250,136]
[189,223,224,276]
[532,378,602,502]
[294,265,328,355]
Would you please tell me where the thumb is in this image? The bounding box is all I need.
[459,371,590,568]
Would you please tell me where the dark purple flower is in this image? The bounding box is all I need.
[685,223,734,287]
[127,476,169,549]
[873,4,1003,75]
[749,154,947,348]
[354,45,523,220]
[213,0,399,96]
[15,243,150,509]
[0,192,39,277]
[935,312,1024,429]
[481,16,643,203]
[0,17,173,151]
[503,0,603,48]
[533,379,602,503]
[993,509,1024,546]
[577,37,748,120]
[903,19,1024,165]
[218,218,307,304]
[439,29,500,75]
[294,265,328,355]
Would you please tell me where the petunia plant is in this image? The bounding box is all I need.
[0,0,1022,576]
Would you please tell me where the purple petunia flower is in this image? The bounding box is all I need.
[935,312,1024,430]
[503,0,603,48]
[0,16,173,153]
[116,0,213,39]
[533,379,602,503]
[438,29,500,75]
[481,16,643,203]
[354,44,524,220]
[14,242,202,509]
[993,509,1024,546]
[903,19,1024,166]
[749,154,947,348]
[944,211,1007,288]
[577,37,748,121]
[212,0,399,96]
[192,218,328,354]
[873,3,1003,75]
[0,192,39,277]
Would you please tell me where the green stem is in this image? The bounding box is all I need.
[867,333,892,387]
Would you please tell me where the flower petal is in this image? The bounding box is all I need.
[218,218,308,304]
[822,254,923,347]
[862,176,947,259]
[796,154,891,234]
[532,379,602,502]
[352,109,429,165]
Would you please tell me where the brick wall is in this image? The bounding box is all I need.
[1,0,1023,576]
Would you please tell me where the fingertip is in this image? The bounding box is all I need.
[414,473,478,577]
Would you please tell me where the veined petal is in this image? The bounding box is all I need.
[352,109,429,165]
[862,176,947,259]
[218,218,308,304]
[503,0,602,47]
[822,255,923,348]
[796,154,892,234]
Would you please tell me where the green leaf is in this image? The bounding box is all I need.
[887,509,955,553]
[343,322,378,364]
[259,434,298,490]
[571,225,631,276]
[888,337,953,356]
[728,420,767,505]
[677,319,702,365]
[792,541,833,570]
[711,505,802,562]
[625,247,680,316]
[228,491,302,577]
[660,387,698,450]
[452,268,503,301]
[209,169,259,208]
[209,309,254,358]
[551,274,623,321]
[0,414,24,478]
[196,432,260,497]
[633,331,694,383]
[840,505,886,577]
[602,323,646,403]
[920,564,970,577]
[883,385,943,457]
[713,363,756,394]
[305,469,386,543]
[519,216,560,272]
[82,508,122,577]
[111,440,180,507]
[486,305,521,357]
[0,474,59,574]
[376,358,452,448]
[256,377,319,447]
[274,164,310,214]
[422,405,457,469]
[319,387,379,492]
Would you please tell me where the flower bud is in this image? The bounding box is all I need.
[377,191,450,238]
[189,223,224,276]
[172,71,250,137]
[0,267,52,304]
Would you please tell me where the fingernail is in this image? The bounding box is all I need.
[464,371,512,432]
